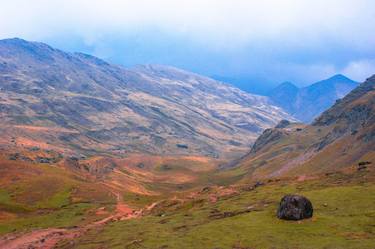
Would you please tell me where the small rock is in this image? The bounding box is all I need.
[357,161,371,171]
[254,181,264,188]
[277,194,313,220]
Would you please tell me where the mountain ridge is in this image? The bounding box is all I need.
[269,74,359,123]
[0,38,293,159]
[233,75,374,179]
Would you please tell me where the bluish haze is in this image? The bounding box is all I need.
[1,0,374,94]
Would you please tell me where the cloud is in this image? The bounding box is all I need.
[0,0,374,85]
[341,59,375,81]
[1,0,374,48]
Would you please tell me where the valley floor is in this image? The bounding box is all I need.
[69,172,375,249]
[2,166,374,249]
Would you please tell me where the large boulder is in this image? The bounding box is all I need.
[277,194,313,220]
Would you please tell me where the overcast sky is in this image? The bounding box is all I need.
[1,0,374,91]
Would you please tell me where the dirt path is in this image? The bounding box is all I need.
[0,188,146,249]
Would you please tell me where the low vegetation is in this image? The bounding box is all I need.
[62,169,375,249]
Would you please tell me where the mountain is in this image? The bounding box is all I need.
[268,74,358,123]
[233,75,375,179]
[0,38,293,159]
[0,74,374,249]
[268,81,299,113]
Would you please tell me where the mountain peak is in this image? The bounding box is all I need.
[0,37,27,44]
[326,74,356,83]
[277,81,299,89]
[0,37,57,60]
[0,37,45,48]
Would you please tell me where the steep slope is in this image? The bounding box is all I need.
[268,81,299,114]
[0,38,292,158]
[233,75,374,179]
[269,74,358,123]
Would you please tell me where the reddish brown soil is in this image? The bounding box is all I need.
[0,189,144,249]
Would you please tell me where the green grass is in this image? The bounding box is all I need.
[70,178,375,249]
[0,189,31,213]
[0,203,94,235]
[0,164,113,235]
[122,192,163,209]
[0,190,11,204]
[35,187,72,209]
[0,182,99,235]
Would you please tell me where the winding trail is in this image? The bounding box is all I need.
[0,188,151,249]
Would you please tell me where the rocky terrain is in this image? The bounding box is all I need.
[0,38,293,159]
[234,75,374,179]
[0,38,374,249]
[269,74,358,123]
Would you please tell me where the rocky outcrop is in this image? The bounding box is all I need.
[313,76,375,150]
[233,75,375,178]
[275,120,291,129]
[250,128,285,154]
[313,75,375,127]
[277,195,313,220]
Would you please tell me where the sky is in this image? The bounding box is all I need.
[0,0,374,94]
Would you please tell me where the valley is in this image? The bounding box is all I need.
[0,38,374,249]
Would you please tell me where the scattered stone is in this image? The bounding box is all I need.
[200,186,211,193]
[254,181,264,188]
[8,153,19,160]
[358,161,371,171]
[176,143,188,149]
[136,163,145,168]
[36,157,52,163]
[29,146,40,151]
[277,194,313,220]
[8,153,32,162]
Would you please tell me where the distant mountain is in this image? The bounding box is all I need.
[233,75,375,179]
[0,38,293,158]
[268,74,358,123]
[268,81,299,114]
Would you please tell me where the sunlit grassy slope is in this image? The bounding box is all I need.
[0,153,222,235]
[0,155,116,235]
[63,168,375,249]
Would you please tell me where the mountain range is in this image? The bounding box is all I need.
[268,74,359,123]
[233,74,374,179]
[0,38,374,248]
[0,38,293,159]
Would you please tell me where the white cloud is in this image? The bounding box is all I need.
[341,59,375,81]
[0,0,374,84]
[0,0,374,50]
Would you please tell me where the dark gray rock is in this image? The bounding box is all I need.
[277,194,313,220]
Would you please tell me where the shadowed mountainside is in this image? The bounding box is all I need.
[0,38,293,159]
[232,75,374,179]
[269,74,358,123]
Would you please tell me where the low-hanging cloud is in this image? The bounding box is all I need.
[0,0,374,85]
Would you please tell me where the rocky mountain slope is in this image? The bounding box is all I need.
[0,38,292,158]
[269,74,358,123]
[233,75,374,179]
